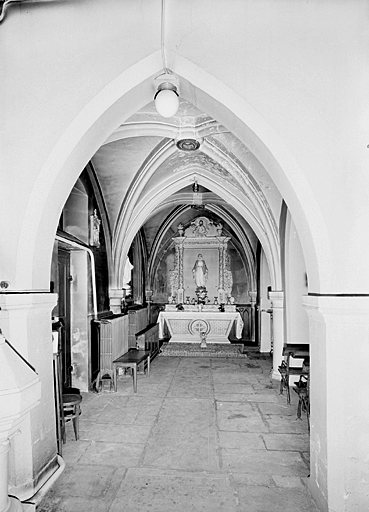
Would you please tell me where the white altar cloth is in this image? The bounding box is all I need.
[157,310,243,344]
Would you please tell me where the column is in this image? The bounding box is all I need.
[248,291,257,343]
[145,289,153,324]
[217,240,228,303]
[0,441,22,512]
[303,295,369,512]
[176,238,185,304]
[268,290,284,380]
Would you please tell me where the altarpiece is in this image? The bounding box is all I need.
[157,217,243,344]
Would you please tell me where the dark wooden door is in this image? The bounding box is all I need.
[58,249,72,390]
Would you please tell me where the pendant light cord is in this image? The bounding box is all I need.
[161,0,168,73]
[0,0,25,23]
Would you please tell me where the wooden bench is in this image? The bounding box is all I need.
[278,344,309,404]
[135,323,160,357]
[112,349,151,393]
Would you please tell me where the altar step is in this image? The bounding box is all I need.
[158,342,248,358]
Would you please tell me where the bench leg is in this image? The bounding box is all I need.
[286,378,291,404]
[113,364,118,392]
[132,364,137,393]
[147,355,150,378]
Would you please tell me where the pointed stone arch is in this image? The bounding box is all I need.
[15,50,323,295]
[115,169,280,289]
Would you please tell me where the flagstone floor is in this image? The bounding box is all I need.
[36,353,318,512]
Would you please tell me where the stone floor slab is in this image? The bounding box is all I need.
[217,410,269,433]
[78,419,95,432]
[218,431,265,450]
[213,383,255,394]
[60,439,91,463]
[39,465,125,499]
[80,401,109,421]
[105,395,129,405]
[88,423,153,443]
[78,441,145,466]
[94,403,138,424]
[214,393,255,403]
[235,485,319,511]
[231,473,273,487]
[265,415,309,434]
[271,475,306,489]
[221,448,309,476]
[216,401,254,414]
[110,468,237,512]
[263,433,310,452]
[257,402,295,416]
[212,375,255,385]
[134,413,158,426]
[168,385,213,399]
[126,395,165,407]
[240,392,280,403]
[37,495,115,512]
[143,397,218,471]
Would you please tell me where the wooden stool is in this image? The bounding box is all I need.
[62,393,82,443]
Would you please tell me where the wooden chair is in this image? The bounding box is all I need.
[278,344,309,404]
[62,393,82,443]
[293,373,310,432]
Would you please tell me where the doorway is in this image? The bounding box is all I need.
[58,248,72,390]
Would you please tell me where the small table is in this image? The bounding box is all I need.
[112,350,151,393]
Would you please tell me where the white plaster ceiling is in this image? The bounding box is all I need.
[92,136,163,228]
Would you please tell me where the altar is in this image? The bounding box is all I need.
[157,305,243,344]
[156,215,244,344]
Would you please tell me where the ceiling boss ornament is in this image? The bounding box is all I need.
[176,139,201,151]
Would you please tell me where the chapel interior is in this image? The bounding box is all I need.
[1,1,368,512]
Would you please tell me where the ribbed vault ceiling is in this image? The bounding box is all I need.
[91,97,282,287]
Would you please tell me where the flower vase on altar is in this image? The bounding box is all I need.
[195,286,208,304]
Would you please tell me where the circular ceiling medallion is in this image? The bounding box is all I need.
[176,139,201,151]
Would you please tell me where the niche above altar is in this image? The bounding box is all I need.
[169,216,233,305]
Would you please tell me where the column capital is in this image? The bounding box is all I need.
[268,290,284,308]
[0,292,57,312]
[109,288,124,314]
[0,292,57,354]
[248,291,257,302]
[109,287,124,299]
[174,238,185,250]
[303,294,369,320]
